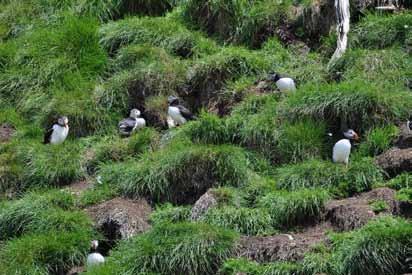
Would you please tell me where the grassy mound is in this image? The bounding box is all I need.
[331,217,412,275]
[351,12,412,49]
[87,222,239,275]
[282,80,412,131]
[275,158,383,196]
[100,141,251,204]
[355,125,399,158]
[220,258,304,275]
[149,203,191,225]
[258,188,329,228]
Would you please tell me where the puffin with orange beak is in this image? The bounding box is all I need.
[43,116,69,145]
[332,129,359,166]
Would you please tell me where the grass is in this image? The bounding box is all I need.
[351,12,412,49]
[77,182,119,207]
[356,125,399,157]
[200,206,275,235]
[385,173,412,190]
[258,188,329,228]
[282,80,412,132]
[396,188,412,203]
[275,158,383,196]
[219,258,304,275]
[331,217,412,275]
[100,141,251,204]
[369,200,389,214]
[87,222,239,275]
[149,203,191,225]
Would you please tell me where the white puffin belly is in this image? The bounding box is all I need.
[134,118,146,130]
[333,139,351,164]
[168,106,187,125]
[50,125,69,144]
[87,253,105,266]
[276,78,296,92]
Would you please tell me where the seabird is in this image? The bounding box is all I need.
[407,116,412,132]
[43,116,69,145]
[332,129,359,166]
[267,72,296,93]
[118,109,146,136]
[87,240,105,267]
[167,96,196,127]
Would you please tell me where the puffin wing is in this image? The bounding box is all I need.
[118,118,136,134]
[178,105,196,120]
[43,126,53,144]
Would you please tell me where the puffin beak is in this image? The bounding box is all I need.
[354,133,360,141]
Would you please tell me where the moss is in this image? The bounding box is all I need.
[258,188,329,228]
[100,141,251,204]
[88,222,239,275]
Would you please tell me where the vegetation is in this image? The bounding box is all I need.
[0,0,411,273]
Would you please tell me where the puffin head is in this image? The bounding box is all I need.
[130,109,141,118]
[343,129,359,141]
[57,116,69,127]
[91,240,99,250]
[267,72,281,82]
[168,95,179,106]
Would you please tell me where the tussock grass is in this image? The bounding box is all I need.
[356,125,399,157]
[275,158,383,196]
[88,222,239,275]
[258,188,329,228]
[0,230,92,274]
[16,141,85,189]
[396,188,412,203]
[331,217,412,275]
[385,173,412,190]
[351,12,412,49]
[282,80,412,131]
[99,16,217,57]
[77,182,119,207]
[200,206,274,235]
[100,141,251,204]
[149,203,191,225]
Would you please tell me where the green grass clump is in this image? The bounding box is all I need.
[356,125,399,157]
[396,188,412,203]
[302,245,335,275]
[351,12,412,49]
[331,217,412,275]
[275,158,383,196]
[258,188,329,228]
[277,119,326,163]
[75,0,175,21]
[88,222,239,275]
[77,182,119,207]
[149,203,191,225]
[282,80,412,131]
[219,258,263,275]
[369,199,389,214]
[385,173,412,190]
[332,48,412,89]
[201,206,274,235]
[16,141,85,189]
[99,16,217,57]
[0,230,92,274]
[100,141,251,204]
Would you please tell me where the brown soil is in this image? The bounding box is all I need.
[86,197,152,247]
[65,180,93,196]
[326,187,398,231]
[236,222,332,263]
[0,123,15,143]
[376,147,412,176]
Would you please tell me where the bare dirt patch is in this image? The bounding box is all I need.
[236,222,332,263]
[65,180,93,196]
[0,123,15,143]
[326,187,398,231]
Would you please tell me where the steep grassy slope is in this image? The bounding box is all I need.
[0,0,411,274]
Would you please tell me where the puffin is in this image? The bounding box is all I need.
[118,109,146,136]
[407,115,412,132]
[332,129,359,166]
[267,72,296,93]
[87,240,105,267]
[167,96,196,127]
[43,116,69,145]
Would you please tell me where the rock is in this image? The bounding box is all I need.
[326,188,398,231]
[0,123,15,143]
[395,124,412,149]
[191,189,218,221]
[67,266,85,275]
[86,197,152,242]
[236,223,330,263]
[375,147,412,176]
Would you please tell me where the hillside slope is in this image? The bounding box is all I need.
[0,0,411,274]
